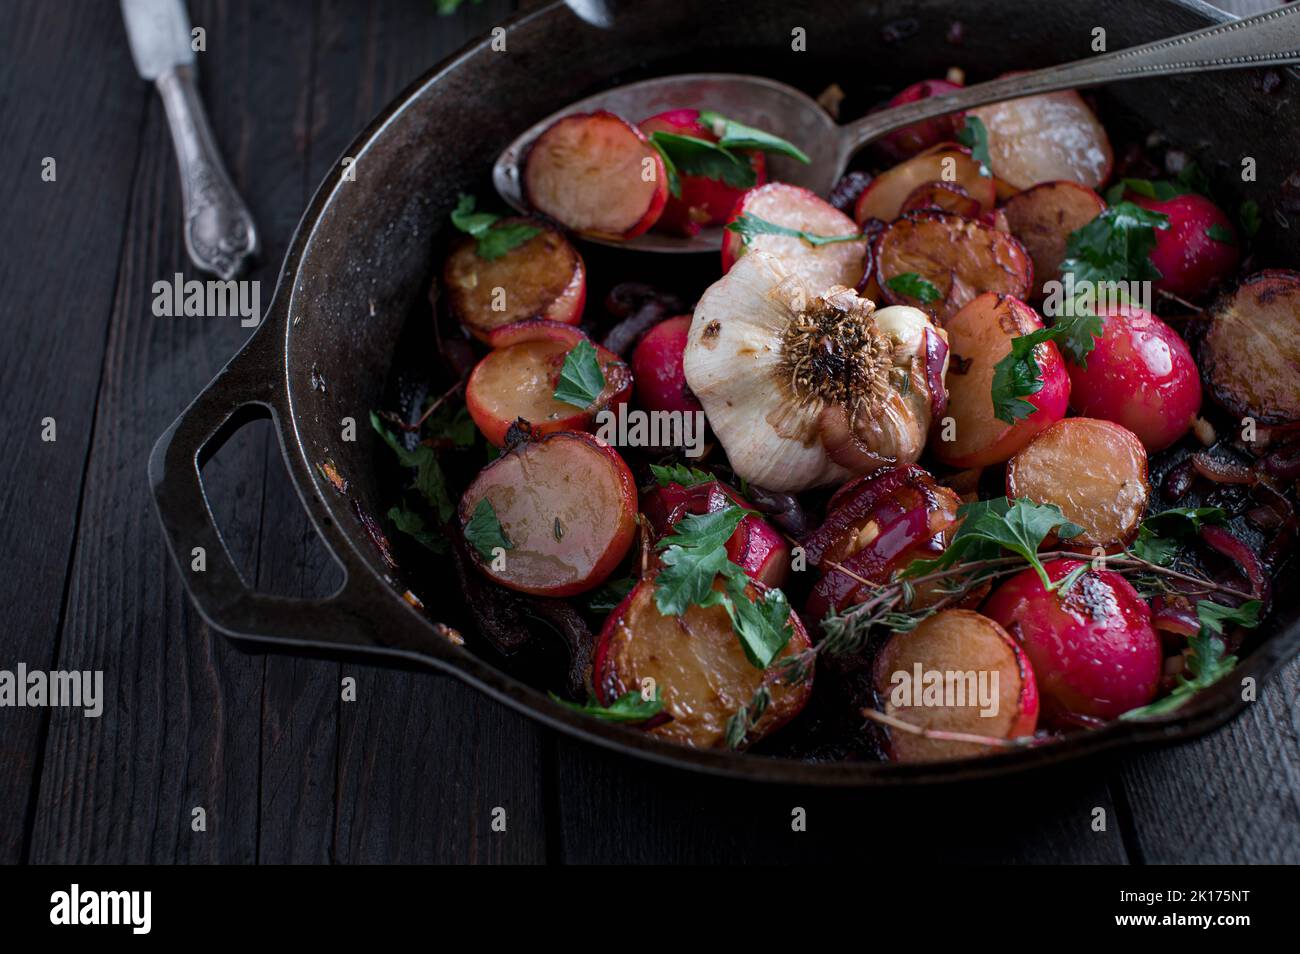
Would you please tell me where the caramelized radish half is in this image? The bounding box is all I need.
[721,182,867,293]
[899,180,983,219]
[458,431,637,597]
[874,211,1033,325]
[969,89,1112,190]
[854,148,995,225]
[875,79,965,161]
[872,610,1038,762]
[639,108,766,237]
[1000,181,1105,295]
[443,221,585,341]
[523,110,668,240]
[1199,269,1300,424]
[466,323,632,447]
[930,293,1069,468]
[983,560,1160,723]
[593,579,813,749]
[1006,418,1149,552]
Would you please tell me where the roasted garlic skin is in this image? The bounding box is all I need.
[684,252,947,492]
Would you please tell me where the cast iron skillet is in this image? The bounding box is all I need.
[149,0,1300,785]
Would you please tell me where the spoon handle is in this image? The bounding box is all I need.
[839,4,1300,162]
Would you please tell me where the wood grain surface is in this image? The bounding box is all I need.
[0,0,1293,864]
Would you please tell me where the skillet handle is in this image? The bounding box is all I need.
[148,325,449,658]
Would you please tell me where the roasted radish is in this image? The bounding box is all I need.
[982,559,1161,723]
[443,220,586,342]
[1006,418,1149,552]
[1131,192,1239,300]
[721,183,867,293]
[466,322,632,447]
[1065,304,1201,452]
[853,148,995,225]
[638,108,766,237]
[875,79,965,161]
[969,90,1112,190]
[872,610,1038,762]
[458,431,637,596]
[874,211,1034,325]
[641,479,791,589]
[523,110,668,240]
[630,315,703,416]
[1001,181,1106,295]
[930,293,1069,468]
[1200,269,1300,424]
[592,579,813,749]
[898,181,983,218]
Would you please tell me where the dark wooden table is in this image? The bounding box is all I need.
[2,0,1296,865]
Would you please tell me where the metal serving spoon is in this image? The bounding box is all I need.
[493,4,1300,253]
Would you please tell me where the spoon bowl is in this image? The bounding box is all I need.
[492,5,1300,254]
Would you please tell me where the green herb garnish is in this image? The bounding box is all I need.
[371,411,455,522]
[1058,201,1169,288]
[956,115,993,177]
[586,576,636,614]
[697,110,811,163]
[463,497,512,560]
[550,687,664,723]
[552,339,607,409]
[450,193,540,261]
[650,463,716,488]
[1205,222,1236,245]
[387,504,446,553]
[725,212,862,248]
[884,272,942,305]
[989,312,1103,422]
[648,132,757,191]
[1240,199,1262,239]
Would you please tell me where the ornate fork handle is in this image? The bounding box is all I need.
[156,64,259,280]
[842,5,1300,157]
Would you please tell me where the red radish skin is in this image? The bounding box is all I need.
[484,316,587,350]
[854,149,995,225]
[523,110,668,240]
[872,609,1039,762]
[1131,193,1240,300]
[630,315,703,416]
[982,559,1161,723]
[1065,304,1201,452]
[969,88,1112,190]
[466,330,632,447]
[443,221,586,341]
[639,109,766,237]
[459,431,637,597]
[642,480,791,589]
[592,579,813,749]
[876,79,965,161]
[931,293,1070,468]
[722,182,867,292]
[898,180,983,219]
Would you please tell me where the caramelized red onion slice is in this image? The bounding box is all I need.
[1199,524,1271,607]
[1150,596,1200,639]
[923,326,949,423]
[817,404,895,475]
[1191,451,1258,485]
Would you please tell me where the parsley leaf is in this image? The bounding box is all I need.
[901,497,1083,591]
[387,504,447,554]
[552,339,607,409]
[725,212,862,248]
[650,463,716,488]
[697,110,811,163]
[1240,199,1262,239]
[884,272,942,305]
[650,138,682,197]
[722,583,796,669]
[586,576,636,613]
[653,508,752,616]
[990,313,1101,423]
[1121,599,1258,720]
[449,193,540,261]
[550,687,664,723]
[956,115,993,177]
[463,497,512,560]
[1128,507,1228,566]
[1059,201,1169,288]
[647,132,757,190]
[371,411,454,522]
[1205,222,1236,245]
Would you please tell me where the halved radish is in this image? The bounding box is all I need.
[593,579,813,749]
[874,211,1033,325]
[898,180,982,218]
[930,293,1070,468]
[1200,269,1300,424]
[722,182,867,293]
[968,90,1113,190]
[466,329,632,447]
[854,148,995,225]
[1001,181,1106,295]
[1006,418,1149,552]
[458,431,637,597]
[638,108,766,237]
[483,316,586,350]
[876,78,965,161]
[443,221,586,342]
[522,110,668,240]
[871,609,1038,762]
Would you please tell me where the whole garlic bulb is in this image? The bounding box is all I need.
[683,251,948,492]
